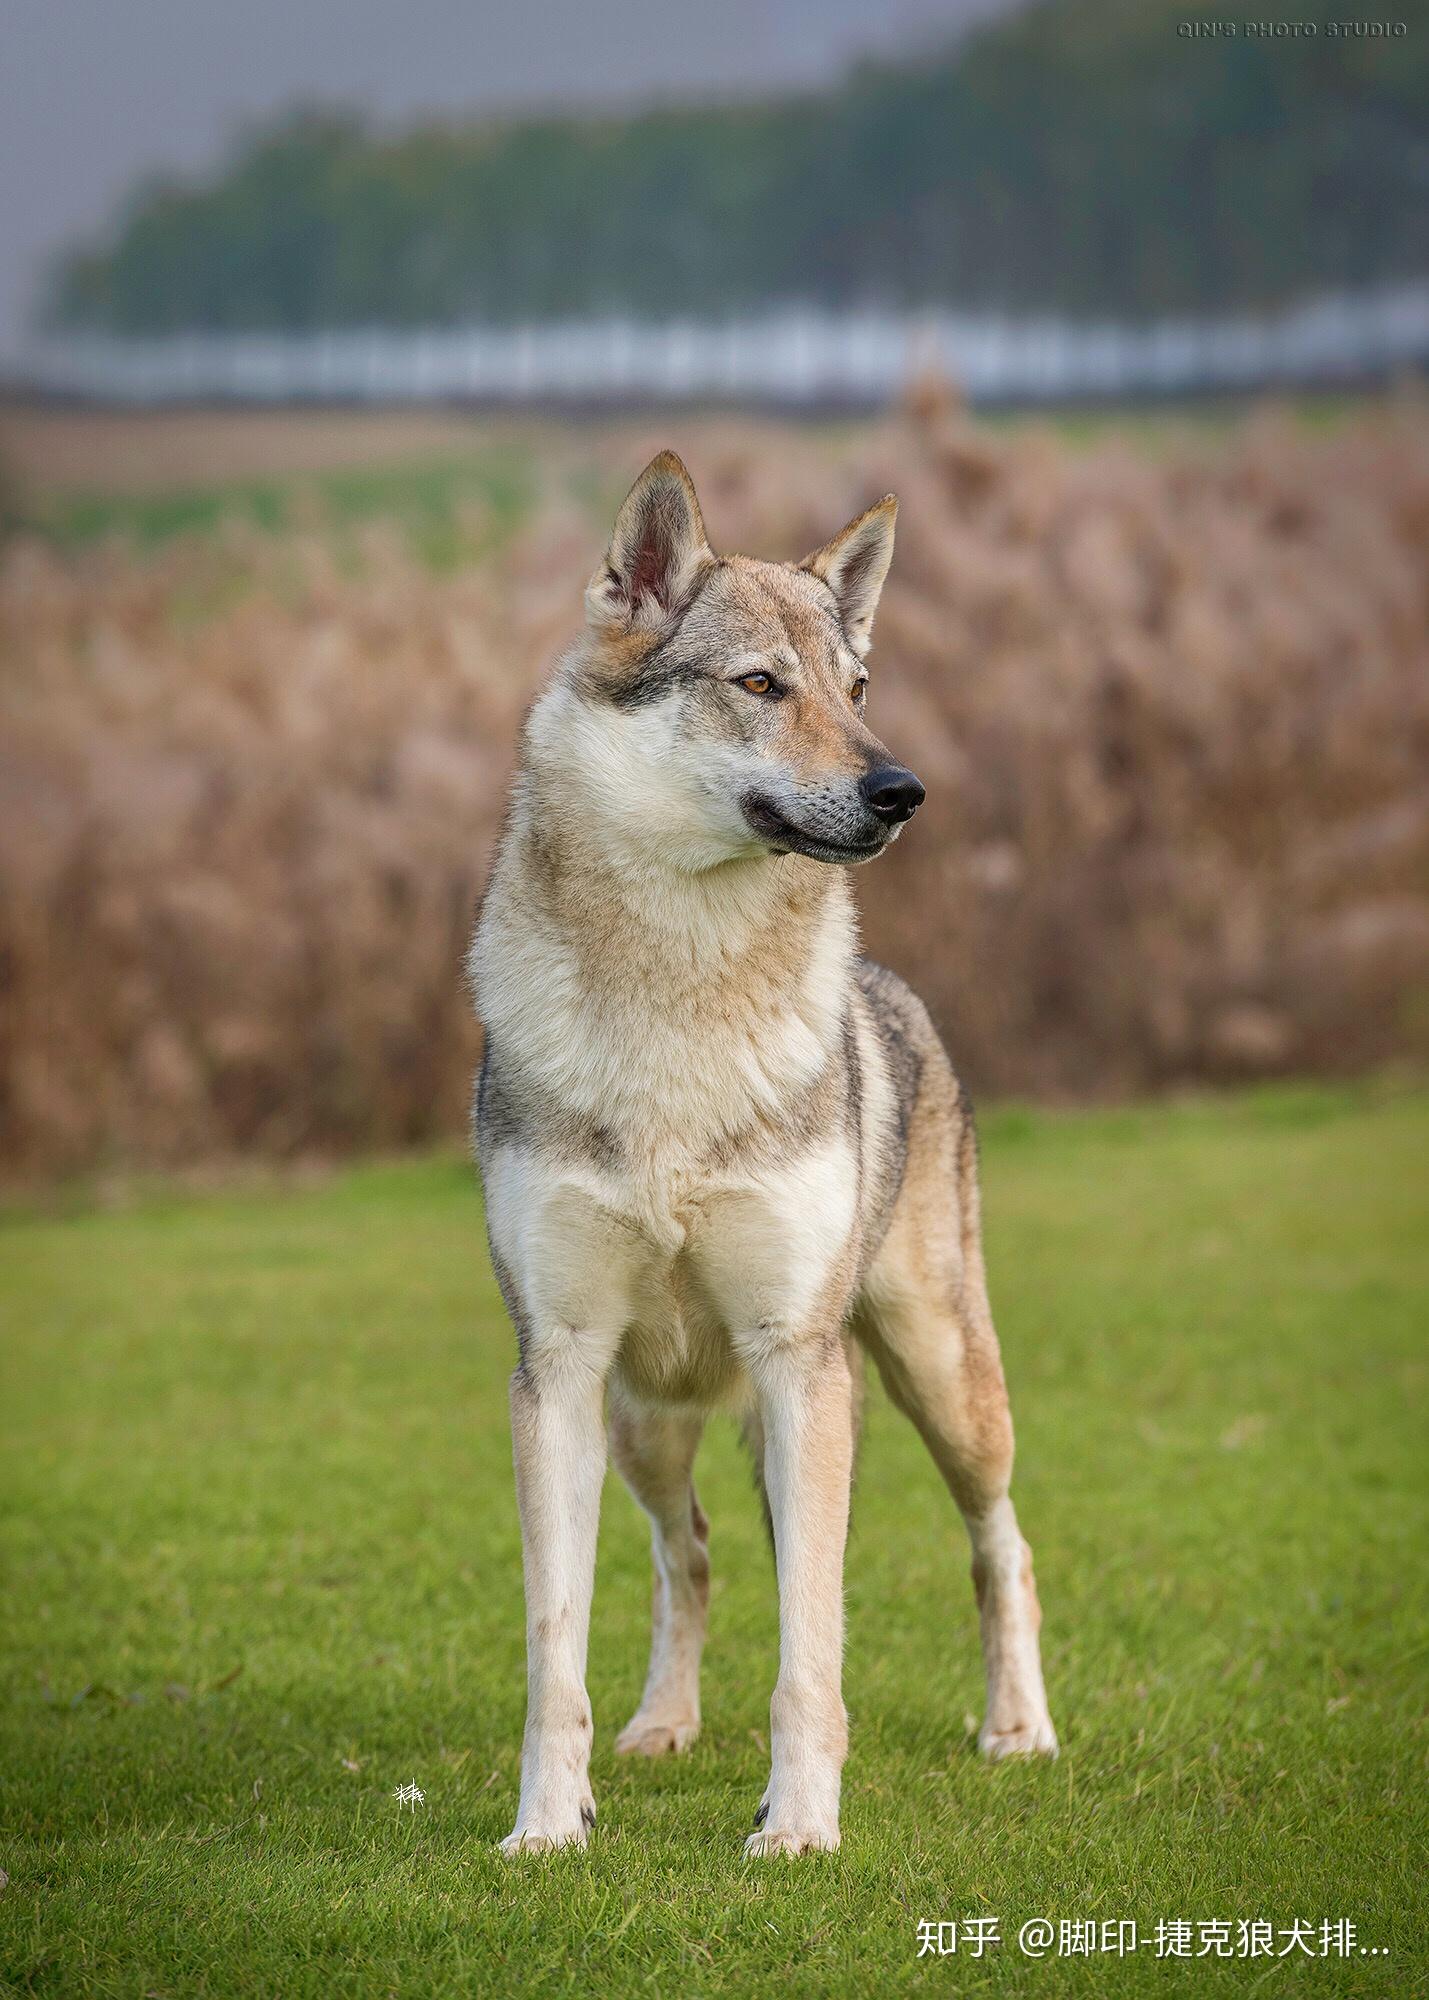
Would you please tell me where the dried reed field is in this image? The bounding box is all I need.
[2,396,1427,1182]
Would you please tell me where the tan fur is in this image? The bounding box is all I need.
[470,452,1055,1859]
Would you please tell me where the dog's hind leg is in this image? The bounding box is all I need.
[740,1403,776,1549]
[856,1090,1056,1761]
[610,1392,709,1756]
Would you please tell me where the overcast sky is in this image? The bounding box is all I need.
[0,0,1011,358]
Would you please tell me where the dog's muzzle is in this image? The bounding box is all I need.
[740,775,923,865]
[859,762,925,826]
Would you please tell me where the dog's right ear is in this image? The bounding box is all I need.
[587,451,714,632]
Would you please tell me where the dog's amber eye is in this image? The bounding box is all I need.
[852,678,868,708]
[737,671,777,697]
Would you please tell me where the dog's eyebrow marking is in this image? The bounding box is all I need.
[775,596,843,661]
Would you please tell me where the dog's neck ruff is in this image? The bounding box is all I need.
[472,685,858,1160]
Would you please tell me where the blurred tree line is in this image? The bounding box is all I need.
[48,0,1429,333]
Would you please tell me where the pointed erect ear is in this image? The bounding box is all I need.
[586,450,714,631]
[801,495,897,654]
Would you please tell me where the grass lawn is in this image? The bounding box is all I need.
[20,445,539,570]
[1,1085,1425,1997]
[3,392,1395,565]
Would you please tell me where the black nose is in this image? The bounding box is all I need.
[860,763,926,825]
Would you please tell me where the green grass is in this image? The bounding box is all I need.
[26,447,536,570]
[2,1085,1425,1997]
[14,390,1401,564]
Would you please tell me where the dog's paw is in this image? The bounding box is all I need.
[743,1821,840,1859]
[979,1716,1059,1761]
[497,1799,596,1856]
[615,1712,699,1757]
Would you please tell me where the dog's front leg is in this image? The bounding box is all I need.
[743,1333,854,1858]
[501,1333,613,1856]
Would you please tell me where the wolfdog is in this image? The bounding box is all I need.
[469,451,1056,1858]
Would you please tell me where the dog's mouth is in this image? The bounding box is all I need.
[740,792,889,866]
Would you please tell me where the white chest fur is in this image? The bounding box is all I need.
[471,800,862,1391]
[473,811,855,1170]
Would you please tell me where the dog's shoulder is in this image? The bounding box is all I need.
[855,957,934,1097]
[854,956,973,1157]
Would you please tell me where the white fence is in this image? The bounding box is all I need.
[11,283,1429,408]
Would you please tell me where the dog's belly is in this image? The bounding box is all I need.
[615,1272,744,1408]
[484,1137,859,1408]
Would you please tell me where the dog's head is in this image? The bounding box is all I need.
[556,450,923,870]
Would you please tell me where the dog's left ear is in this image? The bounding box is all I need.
[587,450,715,631]
[801,495,897,654]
